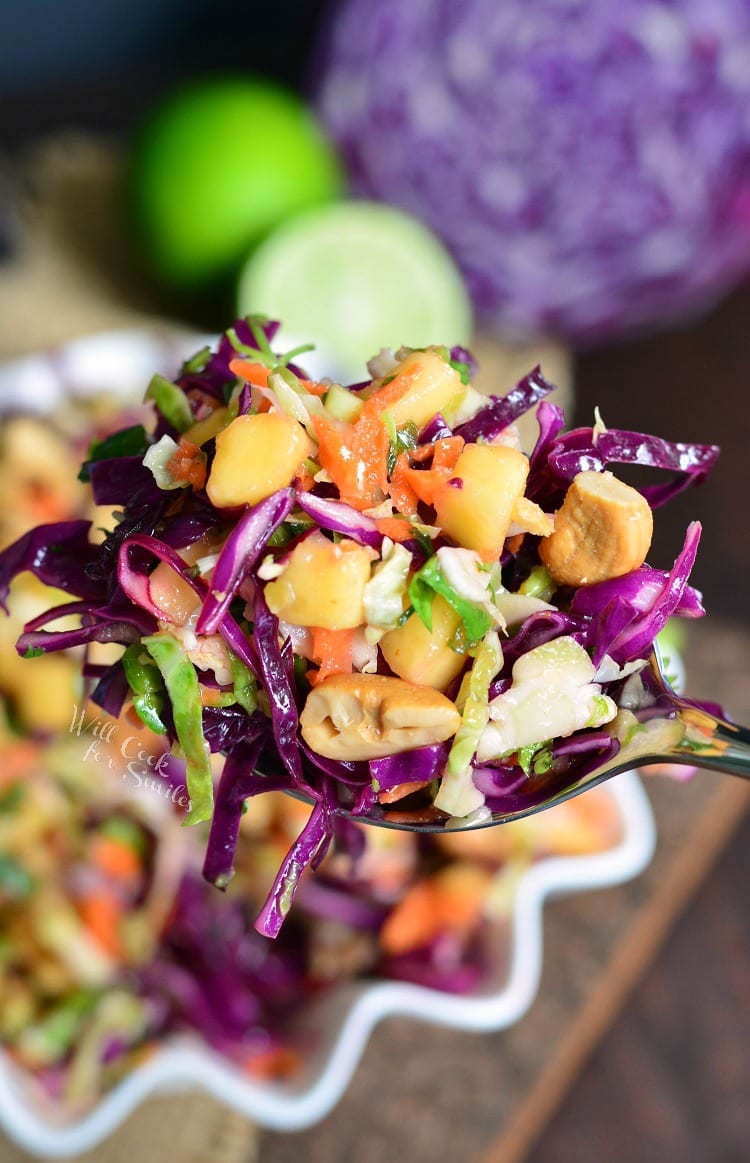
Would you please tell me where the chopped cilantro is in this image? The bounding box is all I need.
[267,518,315,548]
[145,374,193,433]
[680,737,716,753]
[409,555,492,646]
[182,346,211,375]
[448,359,471,385]
[385,416,419,475]
[516,741,555,776]
[226,317,315,371]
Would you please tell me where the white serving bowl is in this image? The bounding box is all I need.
[0,330,657,1157]
[0,772,654,1158]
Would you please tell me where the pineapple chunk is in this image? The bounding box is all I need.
[264,533,372,629]
[149,562,201,624]
[380,595,465,691]
[0,579,77,729]
[383,351,464,429]
[13,656,78,733]
[206,413,311,509]
[434,444,529,561]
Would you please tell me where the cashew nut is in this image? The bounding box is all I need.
[539,470,653,587]
[300,673,461,761]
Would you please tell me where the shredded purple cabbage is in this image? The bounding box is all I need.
[370,743,449,791]
[251,587,304,789]
[0,521,103,610]
[196,489,294,635]
[89,457,162,507]
[604,522,703,664]
[255,796,333,939]
[203,730,271,888]
[546,427,720,509]
[294,490,383,550]
[454,366,555,443]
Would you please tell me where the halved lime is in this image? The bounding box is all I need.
[236,202,473,381]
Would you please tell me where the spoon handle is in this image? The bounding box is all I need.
[673,703,750,780]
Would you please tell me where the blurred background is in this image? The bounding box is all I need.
[1,0,749,623]
[1,1,750,1161]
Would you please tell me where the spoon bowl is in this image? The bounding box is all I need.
[281,648,750,834]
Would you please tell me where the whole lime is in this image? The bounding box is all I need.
[130,78,343,290]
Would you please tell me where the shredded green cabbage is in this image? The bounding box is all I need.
[363,539,412,631]
[434,630,502,817]
[142,633,214,825]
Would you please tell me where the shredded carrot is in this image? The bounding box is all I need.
[400,436,464,469]
[380,866,489,955]
[431,436,465,469]
[229,357,327,399]
[91,835,142,882]
[390,436,466,507]
[373,516,413,542]
[352,409,391,501]
[294,466,316,492]
[312,414,388,510]
[309,627,355,686]
[245,1046,302,1079]
[380,881,442,956]
[399,464,445,506]
[228,358,270,387]
[436,868,490,929]
[362,362,422,417]
[407,445,435,464]
[388,436,465,513]
[0,742,40,788]
[25,483,72,525]
[394,462,447,507]
[78,891,123,958]
[377,779,431,804]
[312,414,358,501]
[505,532,525,555]
[166,438,207,490]
[200,687,227,708]
[310,363,431,511]
[297,379,328,397]
[389,455,419,516]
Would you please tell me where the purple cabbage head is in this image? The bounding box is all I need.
[316,0,750,340]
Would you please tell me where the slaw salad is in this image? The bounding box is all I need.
[0,319,719,938]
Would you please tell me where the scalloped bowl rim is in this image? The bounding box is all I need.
[0,330,657,1156]
[0,772,655,1157]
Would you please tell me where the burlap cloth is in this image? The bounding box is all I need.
[0,137,747,1163]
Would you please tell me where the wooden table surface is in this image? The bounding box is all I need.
[527,810,750,1163]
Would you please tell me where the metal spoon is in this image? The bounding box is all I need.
[328,648,750,833]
